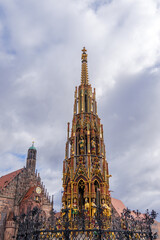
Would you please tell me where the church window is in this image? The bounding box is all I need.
[94,180,100,206]
[78,180,85,211]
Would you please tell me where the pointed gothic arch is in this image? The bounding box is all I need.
[78,179,85,211]
[75,175,88,183]
[94,180,100,206]
[91,175,102,183]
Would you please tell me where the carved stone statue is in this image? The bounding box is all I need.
[102,199,111,217]
[68,200,71,219]
[91,138,96,154]
[79,137,84,154]
[72,198,78,216]
[85,198,89,216]
[91,198,96,217]
[97,142,100,154]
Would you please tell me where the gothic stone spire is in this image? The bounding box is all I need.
[62,49,111,222]
[81,47,89,85]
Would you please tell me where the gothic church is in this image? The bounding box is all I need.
[0,143,52,240]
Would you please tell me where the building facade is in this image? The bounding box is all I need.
[0,143,52,240]
[62,48,111,219]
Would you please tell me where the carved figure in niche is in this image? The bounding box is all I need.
[92,157,100,170]
[91,138,96,154]
[102,199,111,217]
[72,198,78,216]
[85,198,89,216]
[79,136,84,154]
[91,198,97,217]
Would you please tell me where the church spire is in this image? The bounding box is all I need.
[81,47,89,85]
[26,142,37,172]
[62,49,111,222]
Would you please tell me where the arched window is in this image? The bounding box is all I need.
[78,180,85,211]
[94,180,100,206]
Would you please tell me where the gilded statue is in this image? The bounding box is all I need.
[72,198,78,216]
[68,200,72,219]
[102,199,111,217]
[91,138,96,153]
[79,137,84,153]
[85,198,89,216]
[91,199,97,217]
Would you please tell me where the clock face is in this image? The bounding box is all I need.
[36,187,42,194]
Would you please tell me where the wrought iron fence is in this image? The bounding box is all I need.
[12,206,158,240]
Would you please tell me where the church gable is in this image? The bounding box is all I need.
[0,169,23,192]
[19,186,41,213]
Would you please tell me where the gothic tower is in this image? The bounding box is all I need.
[62,48,111,219]
[26,141,37,172]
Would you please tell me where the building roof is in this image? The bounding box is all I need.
[21,186,35,203]
[111,197,126,216]
[29,142,36,150]
[111,198,160,238]
[0,168,23,190]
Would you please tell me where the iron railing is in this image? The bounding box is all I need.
[12,206,158,240]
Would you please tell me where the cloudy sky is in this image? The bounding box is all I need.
[0,0,160,220]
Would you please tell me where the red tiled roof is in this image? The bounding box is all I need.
[111,197,126,216]
[111,198,146,219]
[21,186,35,203]
[0,169,23,190]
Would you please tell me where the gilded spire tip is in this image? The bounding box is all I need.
[81,47,89,85]
[81,47,87,63]
[82,47,87,54]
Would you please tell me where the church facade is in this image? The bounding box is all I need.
[0,143,52,240]
[62,48,111,220]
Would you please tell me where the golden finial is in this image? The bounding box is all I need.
[82,47,87,54]
[81,47,89,84]
[29,140,36,150]
[81,47,88,63]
